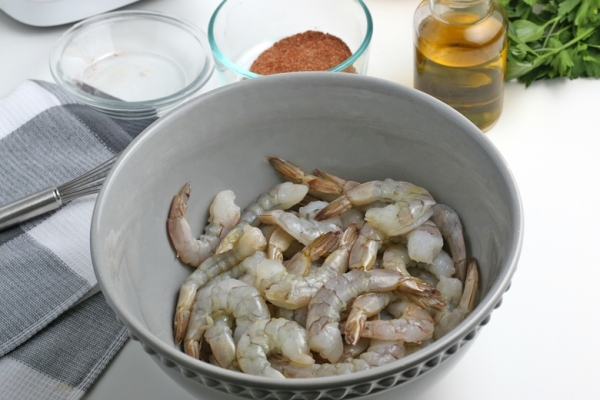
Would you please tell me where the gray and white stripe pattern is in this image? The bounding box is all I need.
[0,80,156,399]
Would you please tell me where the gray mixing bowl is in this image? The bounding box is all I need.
[91,72,523,399]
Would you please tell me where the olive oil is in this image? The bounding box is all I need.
[414,0,508,131]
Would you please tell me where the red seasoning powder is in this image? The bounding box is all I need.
[250,30,356,75]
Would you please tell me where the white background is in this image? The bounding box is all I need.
[1,0,599,399]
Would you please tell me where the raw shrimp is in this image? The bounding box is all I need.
[273,306,308,328]
[266,227,295,261]
[266,156,343,195]
[348,223,387,270]
[381,243,415,274]
[174,226,266,344]
[361,300,434,343]
[271,339,405,377]
[306,269,441,363]
[314,168,361,194]
[168,183,241,266]
[284,231,340,276]
[183,278,270,359]
[430,203,467,282]
[381,244,447,311]
[237,251,267,286]
[315,179,434,221]
[434,258,479,339]
[404,220,443,264]
[254,224,359,309]
[204,314,237,370]
[216,182,308,253]
[258,209,342,246]
[236,318,315,378]
[364,193,436,237]
[344,291,400,345]
[339,337,371,362]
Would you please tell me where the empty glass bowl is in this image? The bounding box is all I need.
[50,10,214,119]
[208,0,373,85]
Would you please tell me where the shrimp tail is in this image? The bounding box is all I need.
[315,196,352,221]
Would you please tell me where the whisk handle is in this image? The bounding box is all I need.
[0,187,62,231]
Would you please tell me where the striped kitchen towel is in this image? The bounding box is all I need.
[0,80,156,399]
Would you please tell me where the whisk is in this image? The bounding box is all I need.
[0,153,120,232]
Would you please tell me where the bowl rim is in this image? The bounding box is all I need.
[49,10,214,114]
[207,0,374,79]
[91,72,523,389]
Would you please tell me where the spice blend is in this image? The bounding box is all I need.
[250,30,356,75]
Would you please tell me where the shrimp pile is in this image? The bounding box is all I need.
[167,156,480,378]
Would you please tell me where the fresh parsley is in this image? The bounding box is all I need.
[499,0,600,85]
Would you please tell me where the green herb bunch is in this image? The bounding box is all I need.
[499,0,600,85]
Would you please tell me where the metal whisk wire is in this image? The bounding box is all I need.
[0,153,120,232]
[58,154,118,202]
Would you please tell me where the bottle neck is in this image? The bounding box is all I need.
[430,0,492,25]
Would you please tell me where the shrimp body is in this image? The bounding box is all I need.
[430,204,467,282]
[284,231,340,276]
[306,269,440,363]
[174,226,267,344]
[168,184,241,266]
[216,182,308,253]
[361,300,434,343]
[255,224,358,309]
[258,209,342,246]
[204,314,237,370]
[183,279,270,359]
[267,226,296,261]
[315,179,434,221]
[344,291,399,345]
[405,220,443,264]
[236,318,315,378]
[434,258,479,339]
[364,193,436,237]
[348,223,386,270]
[272,339,405,378]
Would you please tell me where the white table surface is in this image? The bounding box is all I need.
[2,0,600,399]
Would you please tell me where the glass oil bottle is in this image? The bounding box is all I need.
[413,0,508,131]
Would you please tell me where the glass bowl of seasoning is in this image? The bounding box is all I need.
[208,0,373,85]
[50,10,214,119]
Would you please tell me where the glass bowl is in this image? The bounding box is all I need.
[208,0,373,85]
[49,10,214,119]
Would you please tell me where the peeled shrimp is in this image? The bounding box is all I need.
[348,222,387,270]
[272,306,309,328]
[379,244,447,311]
[430,203,468,282]
[306,269,441,363]
[284,231,340,276]
[361,300,434,343]
[434,258,479,339]
[203,314,237,370]
[258,209,342,246]
[344,291,399,345]
[255,224,358,309]
[168,184,241,266]
[404,220,443,264]
[271,339,405,378]
[363,193,436,237]
[183,278,270,359]
[266,227,295,261]
[216,182,308,253]
[174,225,266,344]
[315,179,434,221]
[236,318,315,378]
